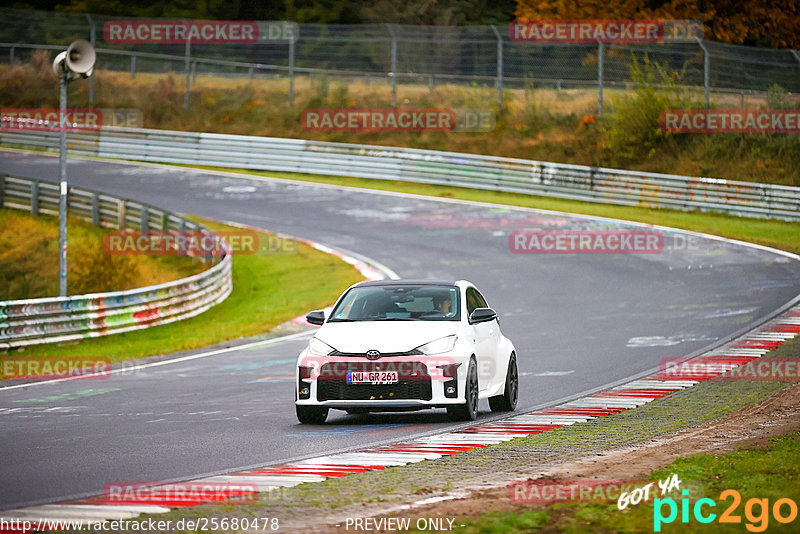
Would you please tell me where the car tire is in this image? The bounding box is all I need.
[447,358,478,421]
[489,353,518,412]
[296,404,329,424]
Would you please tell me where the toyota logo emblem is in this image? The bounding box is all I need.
[365,350,381,360]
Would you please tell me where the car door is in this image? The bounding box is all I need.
[466,287,497,391]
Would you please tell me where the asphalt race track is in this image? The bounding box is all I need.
[2,150,800,510]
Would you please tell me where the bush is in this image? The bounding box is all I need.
[603,55,699,166]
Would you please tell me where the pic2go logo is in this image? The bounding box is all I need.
[654,490,798,532]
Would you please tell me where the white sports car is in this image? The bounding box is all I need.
[295,280,518,424]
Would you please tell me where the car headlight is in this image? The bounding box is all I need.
[415,335,457,355]
[308,337,336,356]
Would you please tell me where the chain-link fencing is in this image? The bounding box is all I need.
[1,7,799,115]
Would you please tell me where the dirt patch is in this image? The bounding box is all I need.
[307,381,800,532]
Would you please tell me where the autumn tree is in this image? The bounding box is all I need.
[515,0,800,48]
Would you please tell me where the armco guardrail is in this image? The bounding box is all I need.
[0,174,232,349]
[2,126,799,221]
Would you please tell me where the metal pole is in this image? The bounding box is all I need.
[131,55,136,79]
[696,37,709,110]
[387,24,397,107]
[289,34,295,106]
[58,73,68,296]
[184,36,191,110]
[491,25,503,108]
[86,14,96,105]
[597,41,604,117]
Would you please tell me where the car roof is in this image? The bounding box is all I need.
[354,279,463,288]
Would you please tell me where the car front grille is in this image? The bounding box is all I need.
[329,349,422,357]
[317,380,433,401]
[317,361,432,401]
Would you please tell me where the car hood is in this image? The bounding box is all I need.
[315,321,461,354]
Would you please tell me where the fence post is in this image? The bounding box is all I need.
[0,175,4,208]
[86,14,96,105]
[597,41,604,117]
[696,38,709,110]
[118,199,126,230]
[140,207,149,233]
[9,46,14,63]
[791,50,800,67]
[131,55,136,79]
[387,24,397,107]
[491,25,503,108]
[31,181,39,216]
[289,32,296,106]
[184,35,191,110]
[91,193,99,226]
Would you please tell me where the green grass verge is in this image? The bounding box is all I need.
[459,430,800,533]
[188,166,800,256]
[10,218,363,362]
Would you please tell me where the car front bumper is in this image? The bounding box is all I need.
[295,354,469,408]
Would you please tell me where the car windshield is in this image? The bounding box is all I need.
[329,285,460,322]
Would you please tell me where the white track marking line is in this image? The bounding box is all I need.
[0,330,314,392]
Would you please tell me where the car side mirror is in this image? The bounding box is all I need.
[306,310,325,326]
[469,307,497,324]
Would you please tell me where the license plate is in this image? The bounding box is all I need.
[346,371,399,384]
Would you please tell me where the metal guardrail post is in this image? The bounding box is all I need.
[9,46,13,62]
[0,175,4,208]
[791,50,800,67]
[118,199,126,230]
[91,193,99,225]
[86,14,96,105]
[597,40,604,117]
[140,207,149,232]
[178,218,186,256]
[696,38,710,110]
[131,55,136,79]
[30,180,39,215]
[387,24,397,107]
[491,25,503,108]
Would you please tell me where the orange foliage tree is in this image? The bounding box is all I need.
[515,0,800,48]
